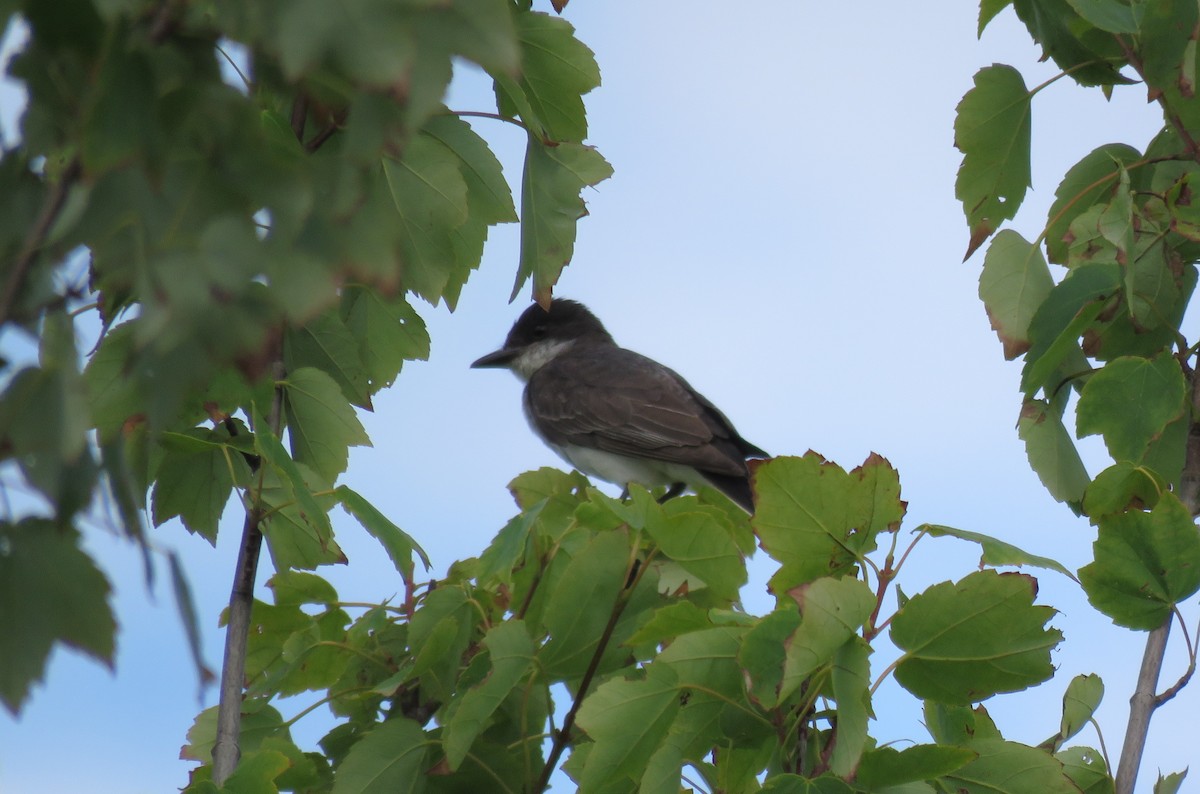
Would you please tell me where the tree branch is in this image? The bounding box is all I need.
[0,158,80,330]
[211,360,286,784]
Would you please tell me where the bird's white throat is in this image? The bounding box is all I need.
[508,338,576,381]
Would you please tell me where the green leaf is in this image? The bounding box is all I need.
[382,134,470,304]
[921,523,1074,579]
[1083,462,1166,518]
[626,601,714,647]
[1021,263,1122,395]
[829,637,872,778]
[759,773,855,793]
[1078,492,1200,629]
[330,718,430,794]
[1056,746,1113,794]
[283,366,371,484]
[222,748,290,794]
[494,11,599,142]
[575,665,682,792]
[781,577,876,703]
[169,551,215,694]
[151,427,250,543]
[83,321,142,443]
[754,453,904,591]
[423,114,518,225]
[1018,399,1091,507]
[891,570,1061,705]
[857,744,977,789]
[285,311,371,409]
[336,485,430,576]
[942,739,1079,792]
[1064,0,1141,32]
[442,620,536,769]
[340,287,430,392]
[1155,769,1188,794]
[538,529,630,678]
[1050,673,1104,751]
[1011,0,1133,86]
[955,65,1032,257]
[0,520,116,714]
[979,0,1014,35]
[1076,353,1188,463]
[979,230,1055,358]
[739,605,802,707]
[1045,144,1141,265]
[268,570,339,606]
[408,586,476,704]
[514,138,613,303]
[924,702,1003,746]
[476,502,542,586]
[645,506,745,602]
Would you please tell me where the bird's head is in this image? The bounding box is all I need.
[471,298,614,381]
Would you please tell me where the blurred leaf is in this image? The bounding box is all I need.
[1018,398,1090,507]
[857,744,977,789]
[442,620,535,769]
[330,718,430,794]
[169,551,215,695]
[513,138,613,303]
[1079,492,1200,629]
[754,453,904,591]
[955,65,1031,257]
[921,523,1074,578]
[283,366,371,484]
[891,571,1060,704]
[979,230,1055,358]
[0,520,116,714]
[1076,353,1188,463]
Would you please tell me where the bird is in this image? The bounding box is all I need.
[471,299,767,513]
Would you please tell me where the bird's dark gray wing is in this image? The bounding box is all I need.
[524,345,757,477]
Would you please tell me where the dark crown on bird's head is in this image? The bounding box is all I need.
[504,299,615,349]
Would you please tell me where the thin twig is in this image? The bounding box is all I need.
[534,543,652,792]
[0,158,80,329]
[211,360,286,785]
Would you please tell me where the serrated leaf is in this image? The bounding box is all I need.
[340,287,430,392]
[330,718,430,794]
[336,485,430,578]
[781,577,876,704]
[152,427,249,543]
[1079,492,1200,629]
[423,114,517,224]
[1076,353,1188,463]
[955,65,1032,257]
[442,620,535,769]
[283,366,371,484]
[285,311,371,409]
[754,453,904,591]
[382,134,471,304]
[942,739,1079,793]
[1018,399,1091,507]
[921,523,1074,578]
[891,570,1061,705]
[1012,0,1133,86]
[979,230,1055,358]
[0,520,116,714]
[494,11,599,142]
[979,0,1014,35]
[1064,0,1141,32]
[514,138,613,303]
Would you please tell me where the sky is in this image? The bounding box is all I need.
[1,2,1196,792]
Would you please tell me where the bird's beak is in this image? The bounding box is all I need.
[471,347,519,369]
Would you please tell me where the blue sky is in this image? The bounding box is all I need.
[1,2,1195,791]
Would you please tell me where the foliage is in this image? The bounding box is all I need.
[0,0,1195,792]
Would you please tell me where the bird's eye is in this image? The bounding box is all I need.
[532,323,548,339]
